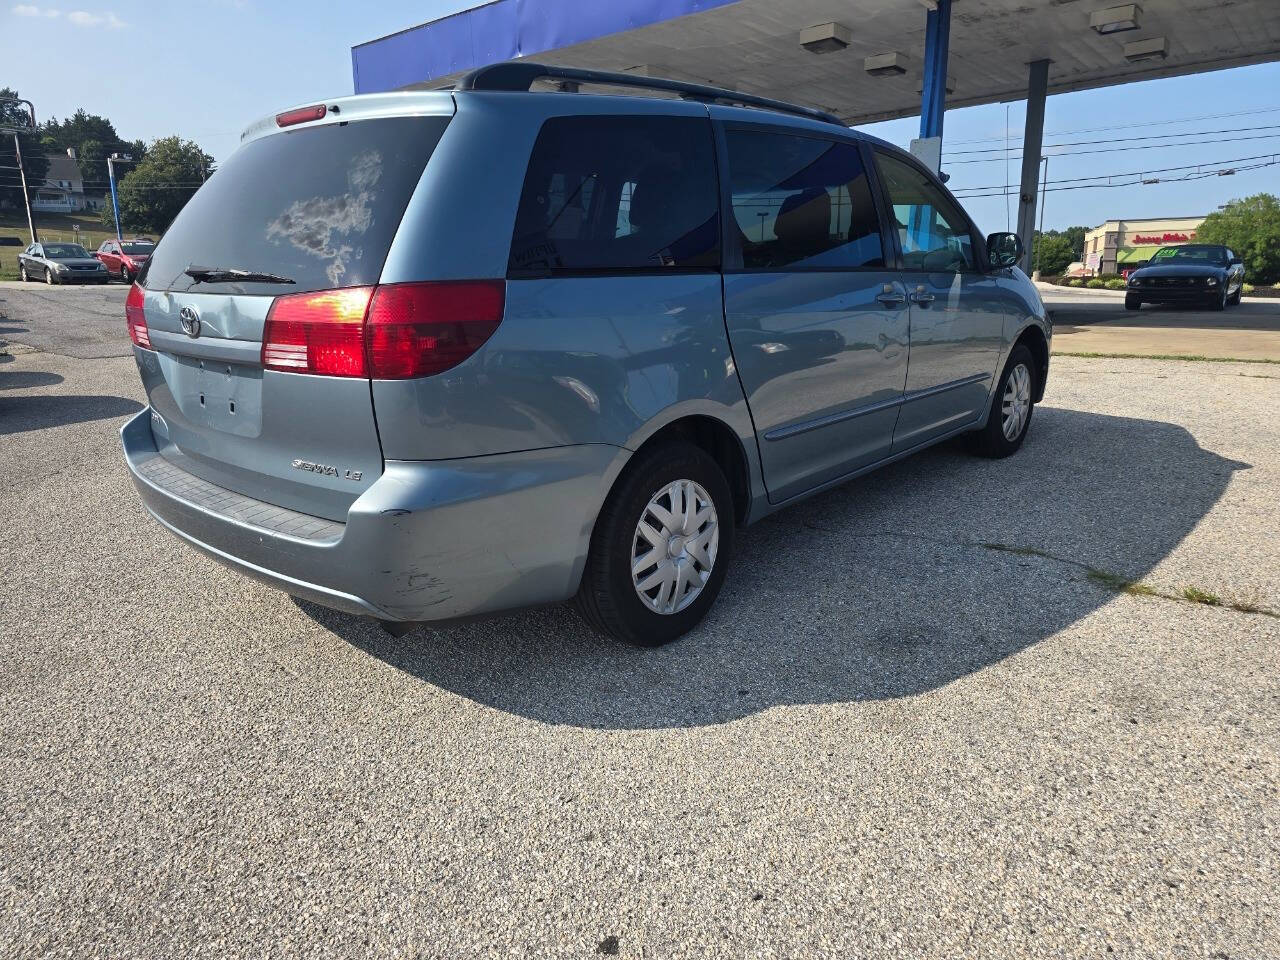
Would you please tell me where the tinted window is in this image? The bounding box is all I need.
[509,116,719,274]
[875,152,975,271]
[726,131,883,270]
[144,116,451,295]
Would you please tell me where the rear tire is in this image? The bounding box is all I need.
[1125,294,1141,310]
[575,441,734,647]
[970,344,1036,459]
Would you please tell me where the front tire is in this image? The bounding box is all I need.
[1227,285,1242,306]
[970,344,1036,459]
[120,266,132,284]
[19,263,28,282]
[1125,294,1141,310]
[1209,285,1227,311]
[575,441,735,646]
[45,267,56,285]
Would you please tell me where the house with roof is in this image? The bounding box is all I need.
[31,150,100,213]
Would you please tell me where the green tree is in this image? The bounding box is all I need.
[1196,194,1280,285]
[102,136,214,234]
[1033,232,1075,275]
[1060,226,1087,259]
[0,87,50,214]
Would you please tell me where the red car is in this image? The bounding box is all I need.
[94,238,155,283]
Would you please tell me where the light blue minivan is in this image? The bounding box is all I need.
[121,63,1050,645]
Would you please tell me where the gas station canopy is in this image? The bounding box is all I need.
[352,0,1280,126]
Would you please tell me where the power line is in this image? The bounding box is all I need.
[949,132,1280,164]
[949,152,1280,195]
[945,105,1280,145]
[949,123,1280,156]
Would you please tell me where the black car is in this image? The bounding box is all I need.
[1125,244,1245,311]
[17,242,110,285]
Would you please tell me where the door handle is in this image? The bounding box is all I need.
[909,287,936,305]
[876,291,906,306]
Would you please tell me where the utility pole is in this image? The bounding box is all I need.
[1,97,38,244]
[12,132,38,244]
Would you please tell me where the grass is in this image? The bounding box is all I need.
[981,542,1276,618]
[0,210,121,281]
[1180,586,1222,607]
[1056,351,1280,365]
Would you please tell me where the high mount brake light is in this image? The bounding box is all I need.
[260,282,506,380]
[125,283,150,349]
[275,104,327,128]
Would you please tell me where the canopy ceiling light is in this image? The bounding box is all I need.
[800,22,851,54]
[1090,3,1142,34]
[865,52,908,77]
[1123,35,1168,61]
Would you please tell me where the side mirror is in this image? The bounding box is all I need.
[986,232,1023,270]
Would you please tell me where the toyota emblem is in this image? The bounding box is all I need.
[179,305,201,339]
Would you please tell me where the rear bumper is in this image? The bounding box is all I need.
[121,409,626,621]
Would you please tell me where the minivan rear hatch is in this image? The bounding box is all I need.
[136,104,453,522]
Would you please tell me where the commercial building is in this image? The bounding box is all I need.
[1083,215,1206,276]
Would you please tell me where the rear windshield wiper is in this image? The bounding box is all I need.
[184,265,296,285]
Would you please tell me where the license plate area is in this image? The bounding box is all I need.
[171,354,263,437]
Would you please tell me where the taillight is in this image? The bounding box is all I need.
[275,104,327,127]
[125,283,150,349]
[366,281,505,379]
[260,281,505,380]
[261,287,373,376]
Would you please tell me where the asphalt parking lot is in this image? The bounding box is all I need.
[2,284,1278,958]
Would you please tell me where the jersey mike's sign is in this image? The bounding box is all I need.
[1132,232,1196,244]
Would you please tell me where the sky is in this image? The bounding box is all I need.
[3,0,1279,235]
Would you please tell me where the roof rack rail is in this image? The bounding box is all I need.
[455,61,845,127]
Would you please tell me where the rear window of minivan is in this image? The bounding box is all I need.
[143,116,451,296]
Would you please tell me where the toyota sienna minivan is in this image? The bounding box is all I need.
[121,62,1050,646]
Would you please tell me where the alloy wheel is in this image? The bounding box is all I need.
[1001,362,1032,442]
[631,478,719,615]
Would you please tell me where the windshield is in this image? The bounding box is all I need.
[143,116,451,295]
[1149,244,1229,265]
[44,244,89,258]
[121,242,154,255]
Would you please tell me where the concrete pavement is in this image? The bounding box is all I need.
[2,286,1278,957]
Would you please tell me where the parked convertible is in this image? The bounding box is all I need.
[18,242,110,284]
[1125,244,1246,311]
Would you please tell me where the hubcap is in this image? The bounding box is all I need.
[1001,362,1032,441]
[631,478,719,615]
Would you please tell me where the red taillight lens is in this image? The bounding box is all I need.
[275,104,327,127]
[261,287,373,377]
[366,281,505,379]
[125,283,150,349]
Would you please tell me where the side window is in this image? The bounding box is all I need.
[725,130,884,270]
[509,115,720,274]
[875,152,975,272]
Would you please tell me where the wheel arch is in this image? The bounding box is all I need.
[1012,322,1050,403]
[628,414,754,528]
